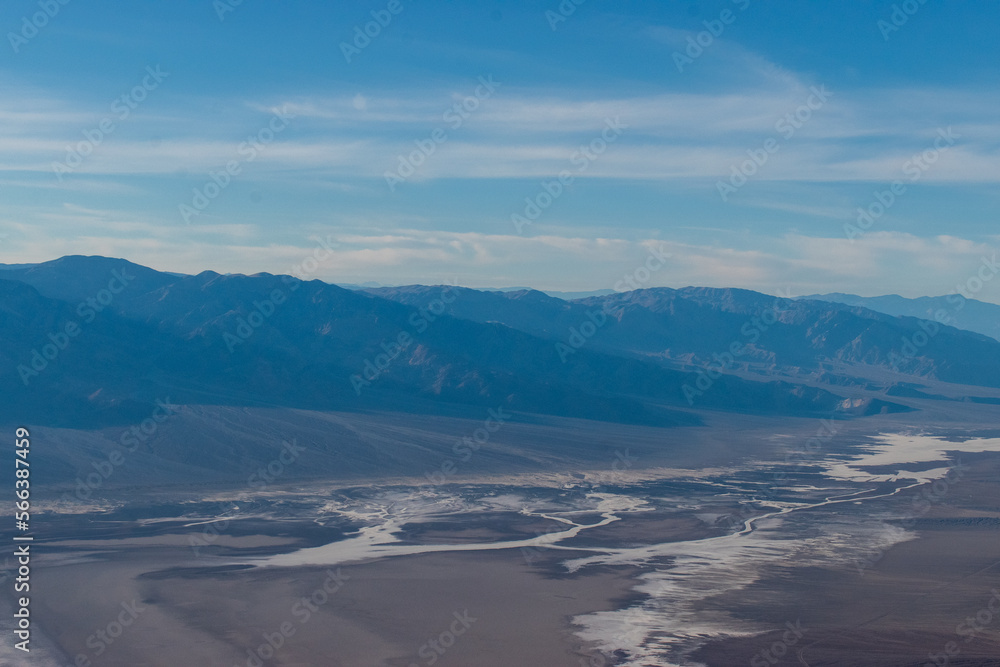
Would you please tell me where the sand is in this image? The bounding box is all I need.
[20,544,638,666]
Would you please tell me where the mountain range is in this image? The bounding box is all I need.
[4,256,1000,437]
[801,292,1000,342]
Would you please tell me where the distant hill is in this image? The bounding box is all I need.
[801,293,1000,342]
[369,284,1000,389]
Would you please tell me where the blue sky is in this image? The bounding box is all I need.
[2,0,999,300]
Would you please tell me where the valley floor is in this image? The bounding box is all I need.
[8,410,1000,666]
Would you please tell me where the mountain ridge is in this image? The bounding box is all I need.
[3,258,887,431]
[10,256,1000,435]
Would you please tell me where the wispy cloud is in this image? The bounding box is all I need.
[4,77,999,187]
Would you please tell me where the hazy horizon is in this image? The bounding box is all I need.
[6,253,1000,305]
